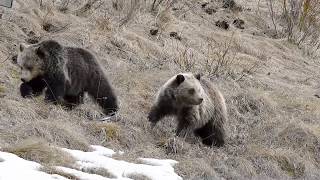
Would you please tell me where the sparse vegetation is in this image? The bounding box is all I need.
[79,167,116,178]
[92,122,121,142]
[0,0,320,179]
[172,46,196,72]
[3,138,74,166]
[203,34,238,78]
[127,173,152,180]
[41,166,79,179]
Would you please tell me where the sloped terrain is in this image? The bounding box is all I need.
[0,145,182,180]
[0,0,320,179]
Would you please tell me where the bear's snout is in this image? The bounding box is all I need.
[197,98,203,104]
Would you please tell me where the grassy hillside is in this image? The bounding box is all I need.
[0,0,320,179]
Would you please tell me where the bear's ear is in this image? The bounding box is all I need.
[176,74,185,85]
[19,43,27,52]
[36,47,45,59]
[195,73,201,80]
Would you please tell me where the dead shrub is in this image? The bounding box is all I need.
[282,0,320,53]
[203,34,238,78]
[172,46,196,72]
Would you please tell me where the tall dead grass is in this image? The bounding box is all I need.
[266,0,320,55]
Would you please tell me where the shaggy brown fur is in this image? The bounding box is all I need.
[17,40,118,115]
[148,73,227,147]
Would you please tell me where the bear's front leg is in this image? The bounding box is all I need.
[20,77,46,98]
[148,100,175,128]
[176,107,195,138]
[20,82,33,98]
[176,117,191,138]
[44,75,66,104]
[148,105,163,127]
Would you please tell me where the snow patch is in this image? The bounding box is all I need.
[0,152,67,180]
[0,146,182,180]
[61,146,182,180]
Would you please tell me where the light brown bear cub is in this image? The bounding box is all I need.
[148,73,227,147]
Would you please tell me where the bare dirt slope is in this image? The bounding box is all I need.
[0,0,320,179]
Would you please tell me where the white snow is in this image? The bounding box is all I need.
[61,146,182,180]
[0,151,67,180]
[138,158,178,167]
[0,146,182,180]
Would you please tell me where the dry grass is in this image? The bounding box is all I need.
[3,137,74,166]
[260,0,320,55]
[41,166,79,179]
[79,167,116,178]
[90,122,121,142]
[0,0,320,179]
[126,173,152,180]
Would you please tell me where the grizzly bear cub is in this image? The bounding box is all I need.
[17,40,118,115]
[148,73,227,147]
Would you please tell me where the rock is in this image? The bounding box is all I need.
[233,18,245,29]
[215,20,229,30]
[223,0,236,9]
[169,32,181,41]
[205,7,216,15]
[150,28,158,36]
[201,2,209,8]
[11,55,17,64]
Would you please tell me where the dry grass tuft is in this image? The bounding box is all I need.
[79,167,116,178]
[176,158,219,179]
[276,155,305,178]
[126,173,152,180]
[157,136,192,155]
[91,122,121,142]
[41,166,79,180]
[0,85,6,97]
[3,137,74,166]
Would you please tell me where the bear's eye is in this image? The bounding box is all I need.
[188,88,195,94]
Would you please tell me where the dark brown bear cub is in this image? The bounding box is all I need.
[17,40,118,115]
[148,73,227,147]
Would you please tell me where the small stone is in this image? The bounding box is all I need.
[223,0,235,9]
[215,20,229,30]
[233,18,245,29]
[150,29,158,36]
[204,7,216,15]
[169,32,181,41]
[201,2,209,8]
